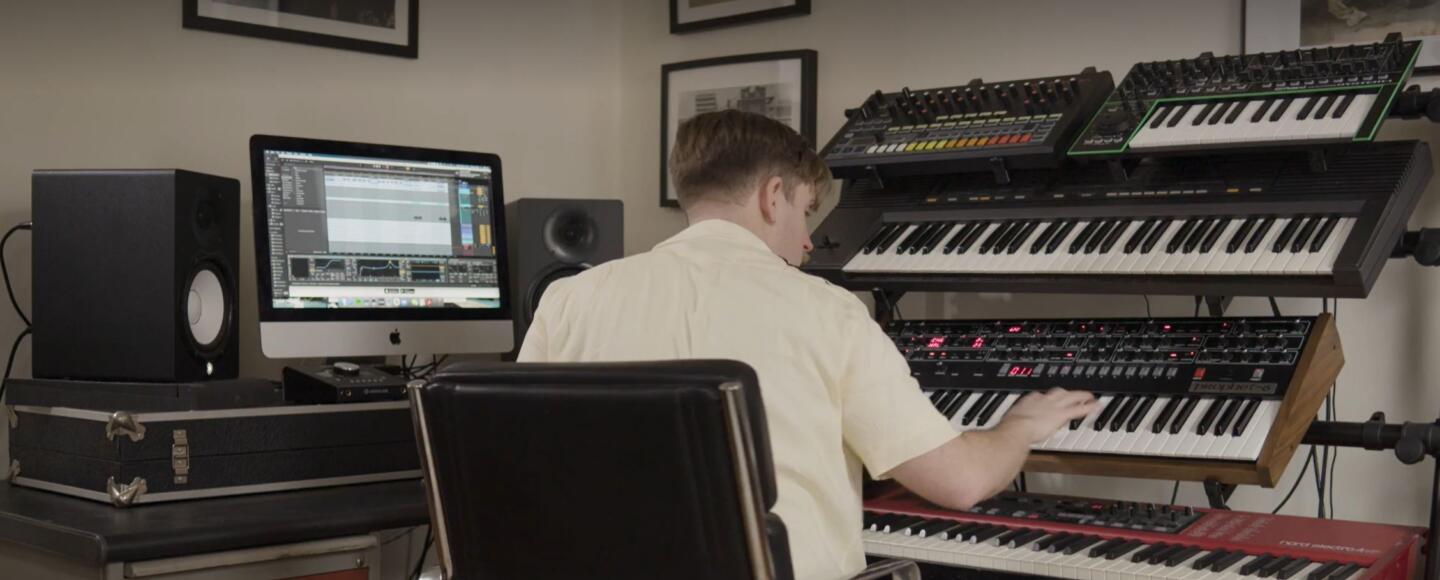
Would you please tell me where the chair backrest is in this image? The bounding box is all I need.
[410,359,789,580]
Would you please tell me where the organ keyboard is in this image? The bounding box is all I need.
[803,141,1432,298]
[886,315,1342,486]
[1069,35,1419,158]
[862,488,1424,580]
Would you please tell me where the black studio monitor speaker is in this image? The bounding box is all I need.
[32,170,240,382]
[505,198,623,349]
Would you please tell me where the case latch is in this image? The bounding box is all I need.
[106,476,147,507]
[7,460,18,482]
[105,411,146,443]
[172,429,190,485]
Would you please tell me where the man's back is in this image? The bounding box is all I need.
[518,219,954,580]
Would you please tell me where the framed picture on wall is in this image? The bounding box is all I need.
[670,0,811,34]
[183,0,419,59]
[660,50,817,208]
[1245,0,1440,73]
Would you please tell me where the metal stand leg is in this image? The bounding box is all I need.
[1202,479,1235,510]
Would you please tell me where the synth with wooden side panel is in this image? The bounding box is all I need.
[1068,34,1420,159]
[803,141,1432,298]
[821,68,1113,181]
[862,487,1425,580]
[886,315,1342,486]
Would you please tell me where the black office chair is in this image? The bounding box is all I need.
[409,359,920,580]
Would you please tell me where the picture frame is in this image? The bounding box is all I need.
[1244,0,1440,74]
[659,50,818,208]
[670,0,811,34]
[183,0,419,59]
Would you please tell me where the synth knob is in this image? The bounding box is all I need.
[870,132,885,145]
[901,86,914,104]
[1183,506,1195,516]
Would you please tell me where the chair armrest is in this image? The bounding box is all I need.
[847,558,921,580]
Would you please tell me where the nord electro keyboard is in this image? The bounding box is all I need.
[821,68,1113,180]
[862,488,1424,580]
[803,141,1432,298]
[1069,35,1419,158]
[887,315,1342,486]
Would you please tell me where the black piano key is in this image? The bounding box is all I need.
[985,221,1020,255]
[1330,563,1362,579]
[1212,551,1250,573]
[1035,533,1073,552]
[1167,546,1205,567]
[928,389,948,407]
[860,224,894,254]
[1131,542,1169,563]
[1227,218,1257,253]
[942,390,972,418]
[979,221,1016,254]
[875,223,910,254]
[1104,540,1146,560]
[1006,221,1041,254]
[942,222,975,255]
[861,511,880,529]
[1084,220,1116,254]
[1126,396,1158,432]
[1307,562,1340,579]
[1123,219,1156,254]
[1332,93,1357,119]
[909,223,945,254]
[1272,219,1301,252]
[1213,397,1242,436]
[1258,556,1294,578]
[891,223,925,254]
[1192,101,1217,126]
[1313,93,1337,119]
[1089,538,1125,558]
[957,222,993,254]
[1093,396,1126,431]
[1069,221,1102,254]
[1245,217,1277,253]
[962,391,995,425]
[976,392,1010,425]
[1199,218,1230,252]
[1165,219,1198,253]
[1242,555,1277,575]
[872,513,907,532]
[1224,100,1247,123]
[918,222,952,252]
[969,526,1007,544]
[888,516,927,534]
[1098,219,1131,253]
[1309,217,1339,252]
[1065,536,1104,555]
[1010,529,1048,548]
[1296,95,1320,120]
[1192,550,1227,570]
[1108,395,1140,432]
[1194,397,1226,435]
[1251,98,1276,123]
[1277,558,1313,579]
[1152,397,1182,434]
[1270,97,1294,121]
[915,519,957,538]
[1148,105,1173,129]
[1290,217,1320,253]
[1046,220,1079,254]
[931,390,956,412]
[1030,221,1061,254]
[997,221,1033,254]
[1141,219,1174,253]
[1181,218,1214,253]
[923,222,959,254]
[1169,397,1201,435]
[951,523,986,541]
[867,223,901,254]
[931,522,966,540]
[1149,544,1186,565]
[1232,398,1263,436]
[1206,101,1231,124]
[899,223,937,254]
[1167,103,1192,127]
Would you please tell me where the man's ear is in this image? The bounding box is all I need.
[757,176,785,224]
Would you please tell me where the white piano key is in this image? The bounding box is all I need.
[979,393,1020,430]
[1310,218,1355,275]
[1232,400,1280,461]
[1158,399,1208,457]
[1243,218,1292,274]
[1055,395,1112,451]
[1112,398,1165,454]
[1186,219,1240,274]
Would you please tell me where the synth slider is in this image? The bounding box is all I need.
[803,141,1432,298]
[1069,35,1419,158]
[821,68,1114,181]
[862,488,1424,580]
[886,315,1342,486]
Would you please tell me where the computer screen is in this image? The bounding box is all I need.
[261,149,501,310]
[250,135,514,358]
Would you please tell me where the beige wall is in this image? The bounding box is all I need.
[617,0,1437,525]
[0,0,1434,531]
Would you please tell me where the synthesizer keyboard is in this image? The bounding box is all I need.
[862,488,1424,580]
[803,141,1431,298]
[821,68,1113,180]
[886,315,1342,486]
[1069,36,1419,158]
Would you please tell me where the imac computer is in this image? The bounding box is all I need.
[250,135,514,360]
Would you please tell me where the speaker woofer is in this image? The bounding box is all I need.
[543,208,599,264]
[185,262,233,355]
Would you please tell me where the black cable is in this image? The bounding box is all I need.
[1019,472,1027,493]
[1328,300,1340,518]
[1193,296,1201,317]
[1271,446,1314,514]
[1143,295,1153,318]
[0,328,32,404]
[2,222,32,327]
[412,527,433,579]
[1310,446,1325,518]
[1170,481,1180,505]
[1268,296,1281,317]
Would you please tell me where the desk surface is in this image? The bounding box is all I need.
[0,480,428,564]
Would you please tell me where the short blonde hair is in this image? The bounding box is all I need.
[669,110,833,210]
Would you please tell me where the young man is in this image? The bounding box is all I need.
[517,110,1099,580]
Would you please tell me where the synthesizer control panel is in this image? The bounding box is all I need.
[821,68,1113,180]
[1069,35,1419,157]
